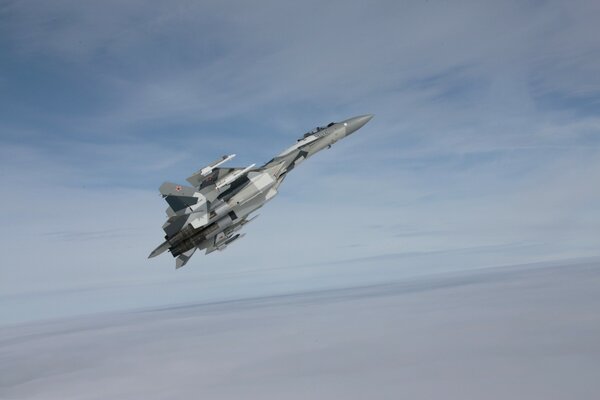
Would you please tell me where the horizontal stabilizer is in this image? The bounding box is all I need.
[157,181,209,237]
[176,247,196,269]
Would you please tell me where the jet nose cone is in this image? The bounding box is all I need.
[344,114,374,135]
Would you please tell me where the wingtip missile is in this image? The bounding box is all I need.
[199,154,236,177]
[215,163,256,191]
[217,233,246,252]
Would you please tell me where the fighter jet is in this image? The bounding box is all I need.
[149,114,373,268]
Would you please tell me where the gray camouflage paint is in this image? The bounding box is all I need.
[149,115,373,268]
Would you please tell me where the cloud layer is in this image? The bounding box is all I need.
[2,261,600,399]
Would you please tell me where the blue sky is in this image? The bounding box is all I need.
[1,0,599,324]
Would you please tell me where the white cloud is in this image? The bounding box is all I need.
[2,262,599,399]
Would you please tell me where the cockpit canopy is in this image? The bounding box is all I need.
[298,122,336,141]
